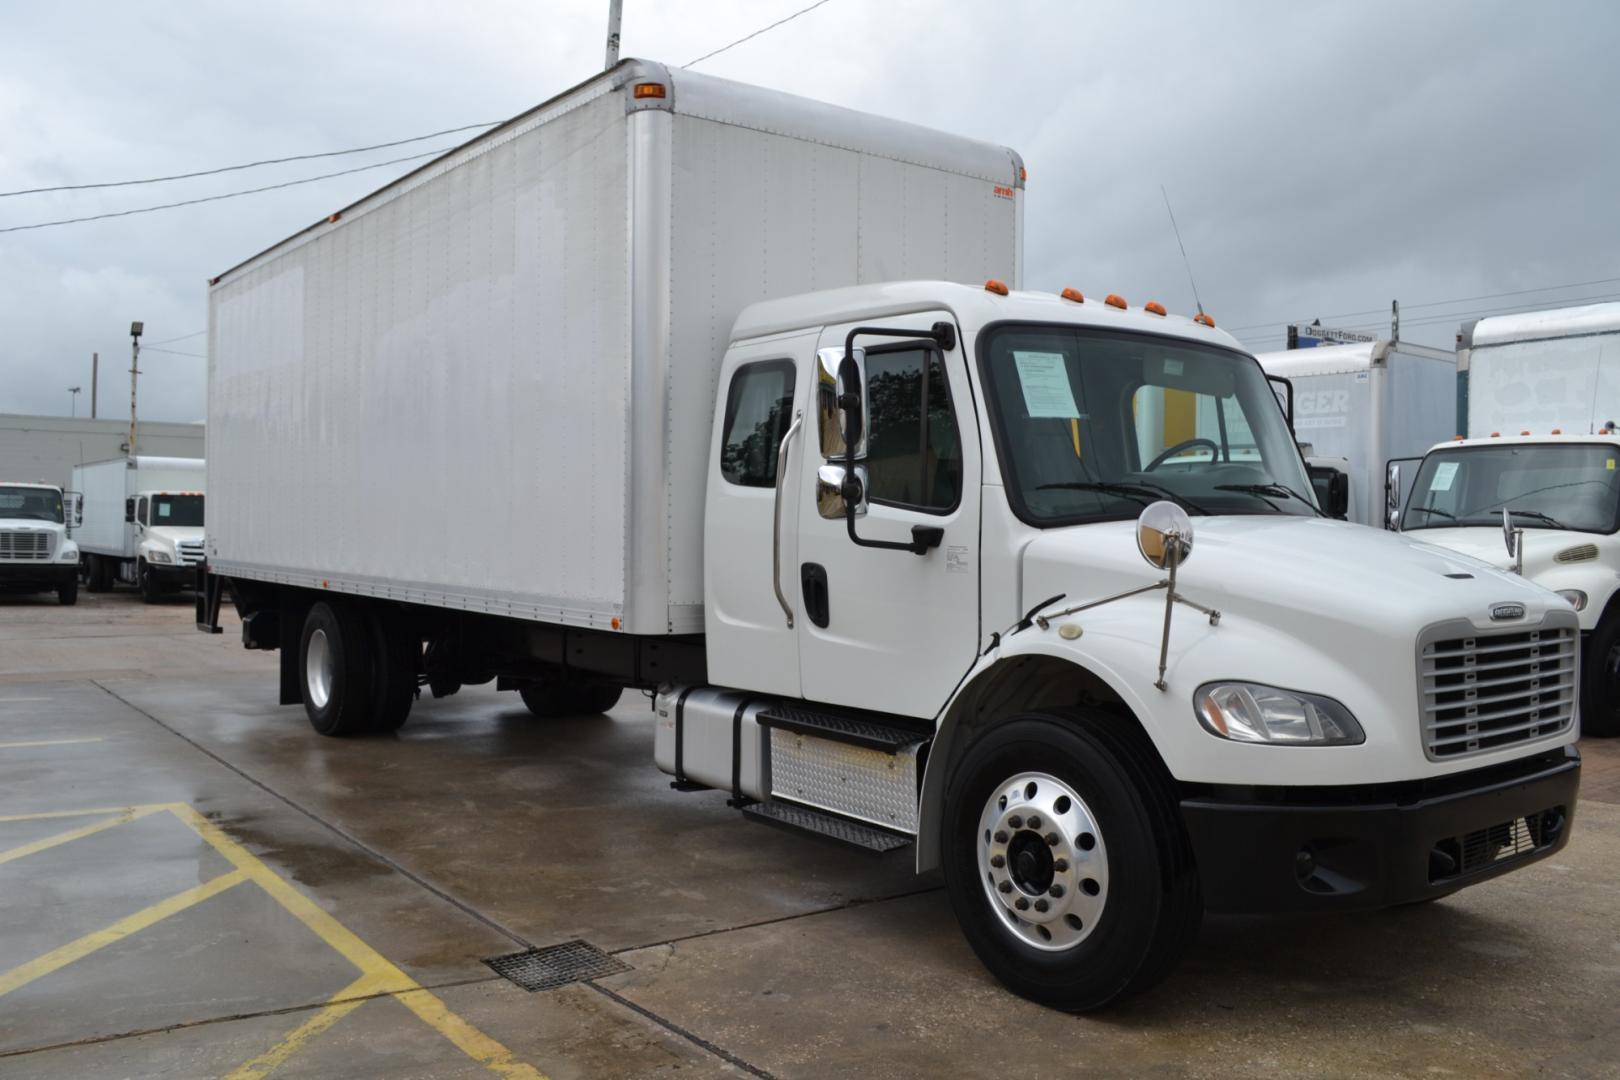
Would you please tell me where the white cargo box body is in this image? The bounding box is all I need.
[72,456,206,558]
[207,59,1022,635]
[1255,341,1455,525]
[1459,302,1620,438]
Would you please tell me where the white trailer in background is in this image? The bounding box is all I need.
[198,59,1581,1011]
[72,455,206,600]
[1255,340,1456,526]
[1458,302,1620,438]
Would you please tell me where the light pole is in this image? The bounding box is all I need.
[129,321,143,456]
[605,0,622,69]
[68,386,81,417]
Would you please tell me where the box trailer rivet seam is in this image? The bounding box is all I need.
[201,59,1578,1013]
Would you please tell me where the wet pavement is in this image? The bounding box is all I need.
[2,588,1618,1078]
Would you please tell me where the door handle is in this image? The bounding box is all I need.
[772,409,804,628]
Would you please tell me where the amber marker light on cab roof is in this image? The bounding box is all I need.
[1105,294,1127,309]
[1144,301,1167,316]
[633,83,666,99]
[984,279,1009,295]
[1552,428,1563,434]
[1193,312,1216,327]
[1060,288,1084,303]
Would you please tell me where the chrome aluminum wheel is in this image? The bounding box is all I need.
[306,627,334,709]
[976,771,1108,952]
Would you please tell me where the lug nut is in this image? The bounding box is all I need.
[1008,815,1023,828]
[993,830,1008,844]
[997,880,1012,893]
[1045,832,1060,847]
[1027,815,1042,829]
[1033,898,1049,913]
[990,854,1005,868]
[1048,883,1064,898]
[1053,857,1069,872]
[1014,897,1030,911]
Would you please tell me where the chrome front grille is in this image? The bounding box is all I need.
[176,539,206,567]
[0,529,51,560]
[1419,622,1578,760]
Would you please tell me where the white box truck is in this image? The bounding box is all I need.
[1255,339,1457,526]
[1457,301,1620,437]
[72,455,206,601]
[0,482,80,604]
[199,60,1580,1010]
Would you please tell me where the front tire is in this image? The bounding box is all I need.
[58,577,78,606]
[299,601,374,736]
[1582,615,1620,736]
[941,710,1201,1011]
[138,560,162,604]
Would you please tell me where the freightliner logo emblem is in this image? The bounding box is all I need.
[1490,603,1526,621]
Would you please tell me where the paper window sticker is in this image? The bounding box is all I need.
[1431,461,1459,491]
[1012,351,1081,418]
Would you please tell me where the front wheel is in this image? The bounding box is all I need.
[941,710,1201,1011]
[58,576,78,606]
[138,561,162,604]
[1582,615,1620,737]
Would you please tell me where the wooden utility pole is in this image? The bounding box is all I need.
[129,322,143,455]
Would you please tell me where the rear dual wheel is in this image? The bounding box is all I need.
[942,709,1202,1012]
[298,599,418,736]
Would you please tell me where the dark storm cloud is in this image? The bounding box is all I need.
[3,0,1615,420]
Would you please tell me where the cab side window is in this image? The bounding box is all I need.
[864,347,962,512]
[136,496,148,526]
[720,360,796,488]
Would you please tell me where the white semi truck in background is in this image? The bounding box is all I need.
[1457,301,1620,437]
[1255,339,1456,526]
[0,482,80,604]
[197,60,1581,1010]
[72,456,206,601]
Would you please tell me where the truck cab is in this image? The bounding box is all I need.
[126,489,206,598]
[0,482,80,605]
[1394,432,1620,734]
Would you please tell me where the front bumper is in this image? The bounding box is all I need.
[0,562,76,591]
[1181,746,1579,913]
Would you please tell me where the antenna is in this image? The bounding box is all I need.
[1589,344,1607,434]
[1161,185,1204,317]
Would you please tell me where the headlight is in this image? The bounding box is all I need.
[59,548,78,562]
[1556,589,1587,611]
[1194,682,1364,745]
[149,550,173,564]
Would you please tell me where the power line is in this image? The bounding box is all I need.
[0,146,453,234]
[1226,274,1620,334]
[0,123,500,199]
[684,0,836,68]
[145,330,206,347]
[139,345,207,359]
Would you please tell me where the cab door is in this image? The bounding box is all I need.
[795,315,981,718]
[703,332,818,698]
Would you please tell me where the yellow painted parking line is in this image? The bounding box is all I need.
[392,987,549,1080]
[0,868,247,999]
[0,737,105,749]
[0,804,165,823]
[0,805,165,867]
[224,971,397,1080]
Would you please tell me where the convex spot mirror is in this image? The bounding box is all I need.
[1137,500,1193,570]
[816,346,866,460]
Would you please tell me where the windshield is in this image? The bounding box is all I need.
[1402,443,1620,534]
[979,325,1316,523]
[0,486,63,523]
[149,493,205,527]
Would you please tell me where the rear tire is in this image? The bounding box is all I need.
[299,600,374,736]
[58,577,78,606]
[1582,615,1620,737]
[941,709,1202,1012]
[366,603,418,733]
[518,677,622,717]
[86,556,112,593]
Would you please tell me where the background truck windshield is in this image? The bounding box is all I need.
[0,486,63,523]
[1403,443,1620,534]
[980,325,1315,523]
[150,494,205,527]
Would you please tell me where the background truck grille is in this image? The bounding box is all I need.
[1420,625,1577,760]
[177,539,205,567]
[0,530,51,560]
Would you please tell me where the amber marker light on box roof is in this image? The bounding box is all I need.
[633,83,666,99]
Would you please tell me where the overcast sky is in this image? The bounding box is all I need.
[3,0,1617,422]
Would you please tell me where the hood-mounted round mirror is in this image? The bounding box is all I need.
[1137,500,1193,570]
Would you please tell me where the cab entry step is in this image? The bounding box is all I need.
[755,704,926,751]
[742,801,913,853]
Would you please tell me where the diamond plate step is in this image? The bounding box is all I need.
[741,800,913,853]
[755,703,926,752]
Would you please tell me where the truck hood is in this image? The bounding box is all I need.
[1398,525,1605,578]
[1021,515,1565,635]
[146,525,204,546]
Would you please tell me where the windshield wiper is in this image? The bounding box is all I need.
[1406,505,1457,521]
[1503,508,1568,530]
[1213,483,1326,517]
[1037,480,1208,515]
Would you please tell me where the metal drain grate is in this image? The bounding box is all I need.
[484,940,630,992]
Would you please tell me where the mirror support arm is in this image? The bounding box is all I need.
[839,321,956,557]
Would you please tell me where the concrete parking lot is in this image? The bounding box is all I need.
[2,589,1618,1079]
